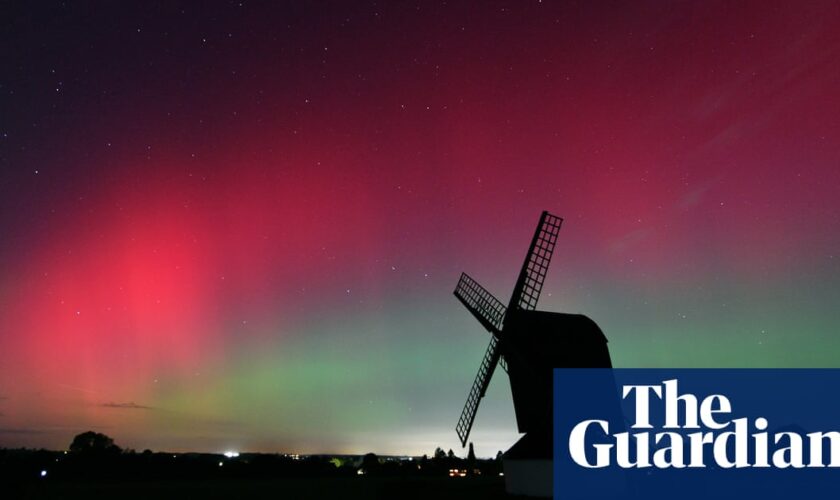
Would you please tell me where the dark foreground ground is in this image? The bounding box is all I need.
[9,476,510,499]
[2,448,520,499]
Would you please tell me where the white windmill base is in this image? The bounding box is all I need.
[503,458,552,497]
[503,431,628,498]
[502,432,553,497]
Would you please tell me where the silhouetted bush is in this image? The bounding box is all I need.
[69,431,122,456]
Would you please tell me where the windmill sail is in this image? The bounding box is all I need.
[454,273,506,334]
[507,211,563,312]
[453,211,563,448]
[456,336,502,447]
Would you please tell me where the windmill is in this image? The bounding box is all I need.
[453,211,612,497]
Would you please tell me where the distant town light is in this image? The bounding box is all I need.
[218,462,223,467]
[356,468,366,476]
[40,470,47,478]
[223,451,239,458]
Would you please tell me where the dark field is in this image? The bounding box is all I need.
[10,476,509,499]
[2,448,514,499]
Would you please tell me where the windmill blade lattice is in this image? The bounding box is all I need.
[452,211,563,448]
[454,273,506,333]
[455,336,502,447]
[508,212,563,312]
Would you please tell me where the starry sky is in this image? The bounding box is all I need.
[1,1,839,457]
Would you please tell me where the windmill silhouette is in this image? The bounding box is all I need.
[453,211,613,497]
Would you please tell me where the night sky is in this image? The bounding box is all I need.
[1,1,839,457]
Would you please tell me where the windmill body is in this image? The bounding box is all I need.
[452,211,613,497]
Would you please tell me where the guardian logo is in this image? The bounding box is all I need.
[568,379,839,469]
[554,369,840,500]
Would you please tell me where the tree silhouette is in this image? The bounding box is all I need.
[69,431,122,455]
[361,452,380,474]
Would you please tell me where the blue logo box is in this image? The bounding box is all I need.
[554,369,840,499]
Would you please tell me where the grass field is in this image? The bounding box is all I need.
[9,476,512,499]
